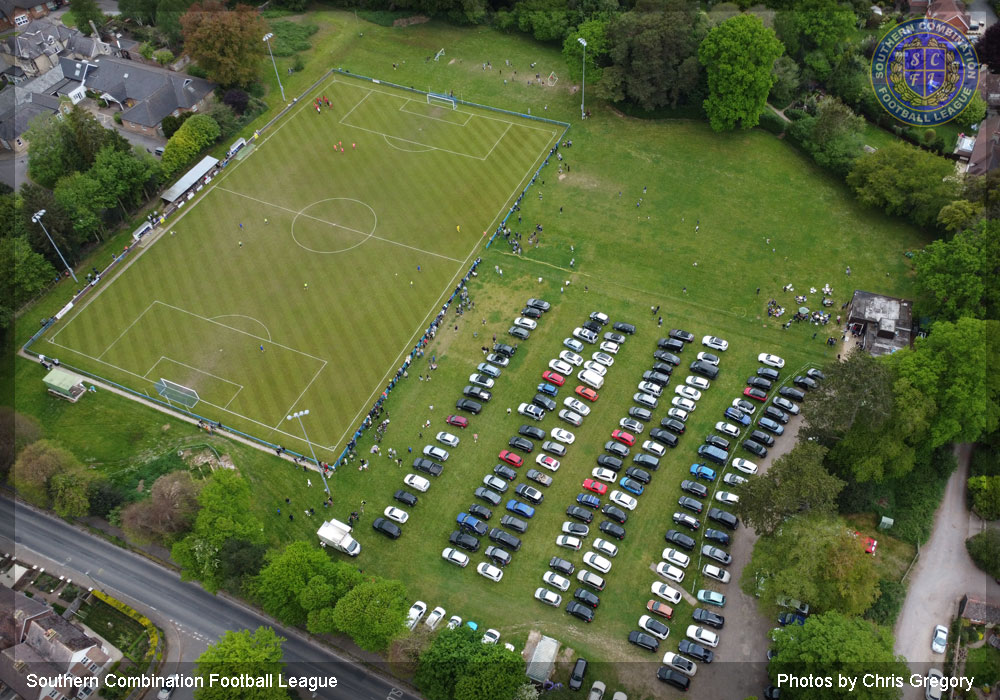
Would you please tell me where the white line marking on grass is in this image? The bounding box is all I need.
[223,385,244,410]
[210,314,273,342]
[97,301,157,360]
[399,98,473,126]
[341,120,487,160]
[382,134,434,152]
[483,122,512,161]
[339,89,373,122]
[145,355,244,392]
[273,360,328,430]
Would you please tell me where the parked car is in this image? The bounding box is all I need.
[469,374,495,389]
[697,590,726,607]
[655,562,685,583]
[601,504,629,524]
[445,414,469,429]
[651,582,682,604]
[732,457,758,474]
[576,386,599,402]
[657,667,691,690]
[394,490,418,507]
[744,387,768,402]
[542,370,565,386]
[404,474,431,492]
[690,360,719,380]
[665,529,696,551]
[384,506,409,524]
[593,538,618,558]
[549,556,575,576]
[599,521,626,540]
[455,398,482,414]
[701,544,732,565]
[779,386,805,401]
[406,601,427,630]
[509,326,529,340]
[557,535,583,551]
[565,397,591,415]
[489,528,522,551]
[562,521,590,537]
[441,547,470,568]
[678,639,714,664]
[564,337,585,353]
[559,409,583,426]
[758,353,785,368]
[673,512,700,530]
[793,375,818,391]
[625,466,651,484]
[372,517,402,539]
[413,458,444,477]
[633,453,660,471]
[723,473,747,487]
[544,571,571,591]
[702,335,728,351]
[506,500,535,519]
[535,588,562,607]
[526,468,553,487]
[500,514,528,533]
[773,396,800,414]
[486,352,510,366]
[693,608,725,630]
[702,564,731,584]
[476,362,502,378]
[708,508,739,530]
[609,490,637,511]
[628,630,660,652]
[533,394,557,412]
[715,421,740,438]
[474,487,502,506]
[743,439,768,458]
[498,450,523,467]
[681,479,708,498]
[583,552,612,574]
[577,569,606,591]
[476,562,504,582]
[763,406,789,424]
[648,599,674,620]
[639,614,671,640]
[485,545,512,568]
[654,350,681,365]
[423,445,449,461]
[690,463,717,481]
[515,483,544,504]
[704,528,730,546]
[448,530,479,552]
[566,601,594,624]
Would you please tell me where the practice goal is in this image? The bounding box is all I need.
[427,93,457,109]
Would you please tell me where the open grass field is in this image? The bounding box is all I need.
[14,12,935,700]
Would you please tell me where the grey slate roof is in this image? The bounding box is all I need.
[0,90,59,141]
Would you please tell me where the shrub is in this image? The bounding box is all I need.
[357,10,412,26]
[222,88,249,115]
[968,646,1000,688]
[785,108,808,121]
[863,579,907,626]
[966,529,1000,579]
[187,65,208,79]
[972,445,1000,477]
[757,110,787,135]
[139,42,154,60]
[292,55,305,72]
[160,112,192,139]
[922,128,937,143]
[969,475,1000,520]
[113,112,122,124]
[153,49,174,66]
[267,20,318,57]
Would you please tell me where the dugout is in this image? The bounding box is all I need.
[161,156,219,203]
[526,635,559,684]
[43,367,87,403]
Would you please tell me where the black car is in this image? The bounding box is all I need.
[468,504,492,521]
[525,468,551,486]
[574,587,600,608]
[563,522,589,537]
[597,454,623,472]
[650,428,679,448]
[599,521,626,540]
[509,326,530,340]
[653,350,681,366]
[690,360,719,380]
[448,530,479,552]
[708,507,739,530]
[758,417,784,435]
[651,362,675,376]
[673,512,699,530]
[794,375,818,390]
[566,505,594,524]
[806,368,826,381]
[764,686,781,700]
[743,439,768,457]
[474,487,502,506]
[704,528,730,546]
[658,338,685,353]
[698,444,728,465]
[519,425,546,441]
[679,639,714,663]
[678,496,704,513]
[626,408,651,425]
[628,630,660,652]
[763,405,789,424]
[757,367,780,381]
[705,435,730,451]
[749,430,775,447]
[613,322,636,334]
[549,556,575,576]
[779,386,805,401]
[642,370,671,386]
[521,306,542,319]
[773,396,800,414]
[488,528,522,551]
[568,658,589,692]
[633,453,660,470]
[660,418,686,434]
[493,464,517,481]
[515,483,544,504]
[657,667,691,691]
[625,466,651,484]
[693,607,725,629]
[604,331,626,344]
[747,376,772,391]
[455,398,482,414]
[509,436,534,452]
[532,394,557,412]
[601,504,628,524]
[669,329,695,342]
[413,458,444,477]
[589,312,610,326]
[605,441,629,458]
[372,517,401,539]
[665,529,696,551]
[566,601,595,623]
[493,342,517,357]
[583,320,602,333]
[525,298,550,312]
[501,514,528,533]
[393,489,418,507]
[680,479,708,498]
[462,385,491,401]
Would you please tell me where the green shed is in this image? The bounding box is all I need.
[43,367,86,402]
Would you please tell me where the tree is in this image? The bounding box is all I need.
[331,578,408,652]
[216,539,267,594]
[8,440,78,506]
[846,141,961,229]
[160,113,220,177]
[53,172,107,242]
[222,88,250,115]
[768,55,800,106]
[50,468,95,517]
[787,96,865,174]
[204,103,237,138]
[976,21,1000,73]
[70,0,104,35]
[20,183,80,265]
[91,145,159,214]
[967,529,1000,579]
[118,0,158,25]
[738,442,843,535]
[65,105,128,168]
[120,471,202,544]
[194,627,286,700]
[956,92,988,129]
[936,199,984,235]
[969,475,1000,520]
[26,114,83,189]
[180,2,267,87]
[0,236,55,320]
[770,612,907,700]
[699,14,784,130]
[415,625,526,700]
[915,219,1000,321]
[161,112,193,139]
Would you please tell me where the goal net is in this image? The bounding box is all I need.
[427,93,457,109]
[155,378,200,408]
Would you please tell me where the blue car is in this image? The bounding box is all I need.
[536,382,559,397]
[576,493,601,509]
[619,476,644,496]
[466,620,479,631]
[506,499,536,519]
[724,406,751,426]
[456,512,487,536]
[690,464,716,481]
[778,612,807,626]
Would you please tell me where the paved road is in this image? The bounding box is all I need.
[894,444,996,698]
[1,496,419,700]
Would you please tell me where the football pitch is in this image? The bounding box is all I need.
[36,75,559,455]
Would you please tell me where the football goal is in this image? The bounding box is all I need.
[155,378,200,409]
[427,93,457,109]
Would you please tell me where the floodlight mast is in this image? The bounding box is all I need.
[578,37,587,119]
[263,33,285,103]
[286,410,330,494]
[31,209,77,282]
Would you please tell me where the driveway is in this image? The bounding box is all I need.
[967,0,998,29]
[894,444,996,697]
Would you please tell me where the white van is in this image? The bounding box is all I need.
[578,369,605,390]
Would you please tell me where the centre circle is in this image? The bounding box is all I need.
[290,198,378,254]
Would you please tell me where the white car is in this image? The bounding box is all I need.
[675,385,702,401]
[158,675,180,700]
[609,490,637,511]
[592,467,618,483]
[551,428,575,444]
[544,571,571,591]
[655,561,685,583]
[687,625,720,647]
[505,642,516,653]
[404,474,430,492]
[583,551,612,574]
[384,506,409,524]
[733,397,756,413]
[651,582,682,604]
[536,454,561,471]
[931,624,948,654]
[716,491,740,505]
[468,373,495,389]
[724,473,747,486]
[441,547,469,567]
[564,397,591,416]
[619,417,644,433]
[639,614,671,640]
[696,352,719,366]
[638,381,662,397]
[662,548,690,568]
[592,351,615,367]
[662,651,698,677]
[668,407,689,422]
[535,587,562,607]
[641,440,665,457]
[583,360,608,376]
[518,402,545,420]
[562,521,590,537]
[702,335,729,351]
[599,340,620,354]
[686,375,710,390]
[549,358,573,375]
[703,564,731,584]
[423,445,449,461]
[925,669,943,700]
[425,606,446,630]
[732,458,758,474]
[573,327,599,344]
[556,535,583,550]
[436,431,460,447]
[715,422,740,438]
[758,353,785,369]
[588,681,607,700]
[477,562,504,582]
[514,317,537,330]
[593,538,619,558]
[482,628,501,644]
[560,350,584,366]
[672,396,696,412]
[406,601,427,630]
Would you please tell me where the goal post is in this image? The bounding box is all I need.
[427,93,457,109]
[154,378,200,409]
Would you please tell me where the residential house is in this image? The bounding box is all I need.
[979,71,1000,111]
[968,113,1000,175]
[0,18,107,79]
[959,595,1000,626]
[0,0,60,31]
[926,0,971,33]
[0,90,61,151]
[845,290,915,356]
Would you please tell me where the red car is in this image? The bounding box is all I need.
[611,429,636,447]
[647,600,674,619]
[854,531,878,555]
[575,386,599,402]
[542,370,565,386]
[583,478,608,496]
[743,386,768,402]
[445,415,468,429]
[499,450,524,468]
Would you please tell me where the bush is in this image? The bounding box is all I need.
[187,65,208,79]
[972,444,1000,477]
[785,108,808,121]
[357,10,412,26]
[863,579,907,626]
[222,89,249,115]
[966,529,1000,578]
[267,20,318,57]
[139,42,154,60]
[161,112,192,139]
[113,112,122,124]
[969,475,1000,520]
[292,55,305,72]
[968,646,1000,688]
[757,110,787,135]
